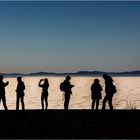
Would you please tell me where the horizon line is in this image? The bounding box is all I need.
[1,70,140,75]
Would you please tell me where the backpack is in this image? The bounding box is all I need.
[60,82,65,91]
[112,85,117,94]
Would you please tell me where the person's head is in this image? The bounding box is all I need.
[0,75,3,81]
[103,73,113,82]
[44,78,48,84]
[17,76,22,82]
[94,78,99,84]
[103,73,108,79]
[66,76,71,81]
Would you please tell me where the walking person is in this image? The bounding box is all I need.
[60,76,74,110]
[102,74,117,110]
[16,76,26,110]
[38,78,49,110]
[91,79,102,110]
[0,75,9,110]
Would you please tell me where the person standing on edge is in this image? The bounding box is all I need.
[16,76,26,110]
[91,79,102,110]
[38,78,49,110]
[102,74,117,110]
[61,76,74,110]
[0,75,9,110]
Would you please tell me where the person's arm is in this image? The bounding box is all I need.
[38,79,44,87]
[23,82,25,90]
[4,81,9,87]
[70,82,74,88]
[100,85,103,91]
[47,83,49,89]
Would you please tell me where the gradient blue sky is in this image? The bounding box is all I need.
[0,1,140,73]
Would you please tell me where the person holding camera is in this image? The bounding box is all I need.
[38,78,49,110]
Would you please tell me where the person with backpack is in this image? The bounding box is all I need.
[91,79,102,110]
[38,78,49,110]
[0,75,9,110]
[16,76,26,110]
[60,76,74,110]
[102,74,117,110]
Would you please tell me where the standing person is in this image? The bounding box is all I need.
[0,75,9,110]
[60,76,74,110]
[91,79,102,110]
[38,78,49,110]
[16,76,26,110]
[102,74,117,110]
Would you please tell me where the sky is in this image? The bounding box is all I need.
[0,1,140,73]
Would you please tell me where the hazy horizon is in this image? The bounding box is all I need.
[1,70,140,76]
[0,1,140,73]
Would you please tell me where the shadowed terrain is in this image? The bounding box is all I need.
[0,110,140,138]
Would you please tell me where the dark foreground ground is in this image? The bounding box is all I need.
[0,110,140,139]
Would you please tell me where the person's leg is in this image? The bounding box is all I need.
[41,94,44,110]
[64,94,70,110]
[45,95,48,110]
[67,94,70,109]
[64,94,68,110]
[92,99,95,110]
[0,98,1,110]
[108,95,113,110]
[16,96,19,110]
[96,99,99,110]
[102,95,108,110]
[2,96,8,110]
[21,96,25,110]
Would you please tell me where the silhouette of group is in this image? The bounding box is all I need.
[91,74,117,110]
[0,74,117,110]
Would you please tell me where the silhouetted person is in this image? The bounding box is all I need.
[38,78,49,110]
[0,75,9,110]
[16,76,25,110]
[91,79,102,110]
[61,76,74,110]
[102,74,117,110]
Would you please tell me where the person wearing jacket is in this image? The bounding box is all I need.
[91,79,102,110]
